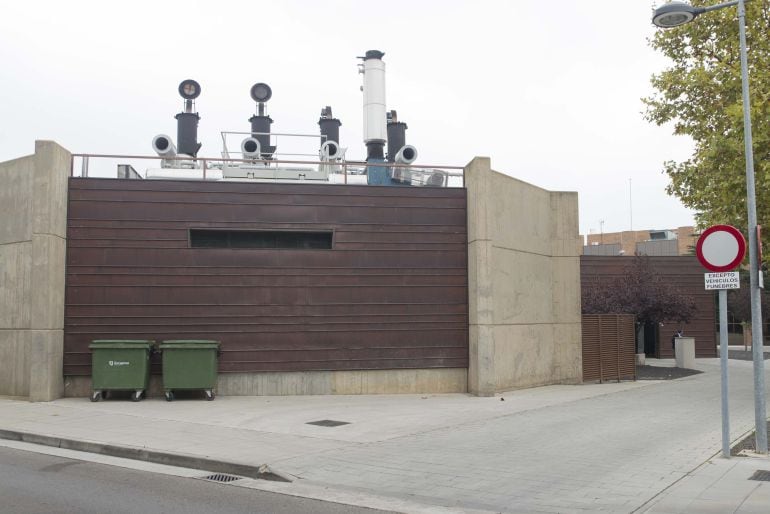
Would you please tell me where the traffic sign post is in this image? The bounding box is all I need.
[696,225,746,458]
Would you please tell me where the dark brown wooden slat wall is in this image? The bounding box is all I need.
[64,178,469,376]
[582,314,636,382]
[581,256,716,358]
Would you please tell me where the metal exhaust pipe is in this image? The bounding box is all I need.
[240,137,262,159]
[395,145,417,165]
[152,134,176,157]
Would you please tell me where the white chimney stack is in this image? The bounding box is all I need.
[359,50,387,160]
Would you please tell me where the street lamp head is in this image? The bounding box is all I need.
[652,1,700,28]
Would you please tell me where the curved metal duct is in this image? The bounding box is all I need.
[152,134,176,157]
[395,145,417,165]
[241,137,262,159]
[320,140,341,160]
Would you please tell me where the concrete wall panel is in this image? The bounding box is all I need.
[29,330,64,401]
[491,247,553,325]
[488,171,552,256]
[552,322,582,383]
[550,192,582,257]
[0,155,33,244]
[331,368,467,395]
[551,256,582,324]
[32,141,70,238]
[31,235,66,330]
[492,322,582,391]
[0,141,69,400]
[468,324,496,396]
[0,331,30,397]
[64,369,468,397]
[0,243,32,329]
[466,157,582,394]
[465,157,491,244]
[492,324,554,390]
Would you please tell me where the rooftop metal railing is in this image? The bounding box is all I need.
[69,153,466,188]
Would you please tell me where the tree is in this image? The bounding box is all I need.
[582,256,696,326]
[643,1,770,264]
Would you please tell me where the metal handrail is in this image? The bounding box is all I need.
[69,153,466,187]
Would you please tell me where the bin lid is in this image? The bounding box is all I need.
[159,339,220,350]
[89,340,154,350]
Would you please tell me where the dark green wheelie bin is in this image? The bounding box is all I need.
[89,340,153,402]
[160,340,220,401]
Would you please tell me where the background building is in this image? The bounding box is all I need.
[581,255,716,358]
[583,226,696,256]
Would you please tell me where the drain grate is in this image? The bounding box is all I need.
[749,470,770,482]
[199,473,243,483]
[306,419,350,427]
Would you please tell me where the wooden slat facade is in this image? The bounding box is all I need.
[581,256,716,358]
[582,314,636,382]
[64,178,468,376]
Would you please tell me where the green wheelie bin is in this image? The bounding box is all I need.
[159,340,220,401]
[89,340,153,402]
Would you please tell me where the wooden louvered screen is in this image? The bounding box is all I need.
[582,314,636,383]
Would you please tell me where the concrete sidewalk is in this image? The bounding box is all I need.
[0,359,768,513]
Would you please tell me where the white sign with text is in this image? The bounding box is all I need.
[704,272,740,290]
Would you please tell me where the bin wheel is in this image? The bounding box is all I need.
[205,390,215,401]
[90,391,102,402]
[131,390,143,402]
[165,391,174,402]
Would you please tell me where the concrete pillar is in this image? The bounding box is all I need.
[0,141,69,401]
[29,141,69,401]
[464,156,582,395]
[466,157,496,396]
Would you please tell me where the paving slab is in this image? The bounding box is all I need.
[639,454,770,514]
[0,358,768,513]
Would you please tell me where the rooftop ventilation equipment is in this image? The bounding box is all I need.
[318,106,343,160]
[246,82,276,159]
[387,110,418,185]
[150,80,202,168]
[649,230,676,241]
[175,79,202,157]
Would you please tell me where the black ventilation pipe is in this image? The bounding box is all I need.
[319,106,342,146]
[387,121,407,162]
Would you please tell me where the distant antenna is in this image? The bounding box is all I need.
[629,178,633,231]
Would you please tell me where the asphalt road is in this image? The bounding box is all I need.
[0,446,391,514]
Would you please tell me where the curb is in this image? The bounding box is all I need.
[0,428,292,482]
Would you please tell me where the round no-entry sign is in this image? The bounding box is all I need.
[695,225,746,272]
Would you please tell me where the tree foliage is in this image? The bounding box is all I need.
[582,256,696,325]
[644,1,770,262]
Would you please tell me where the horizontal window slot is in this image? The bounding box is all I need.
[190,229,333,249]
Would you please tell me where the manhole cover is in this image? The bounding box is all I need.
[199,473,243,483]
[306,419,350,427]
[749,470,770,482]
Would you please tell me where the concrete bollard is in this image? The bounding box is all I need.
[674,337,695,369]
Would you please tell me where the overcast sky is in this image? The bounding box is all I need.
[0,0,696,236]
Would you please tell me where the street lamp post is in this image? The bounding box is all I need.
[652,0,767,454]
